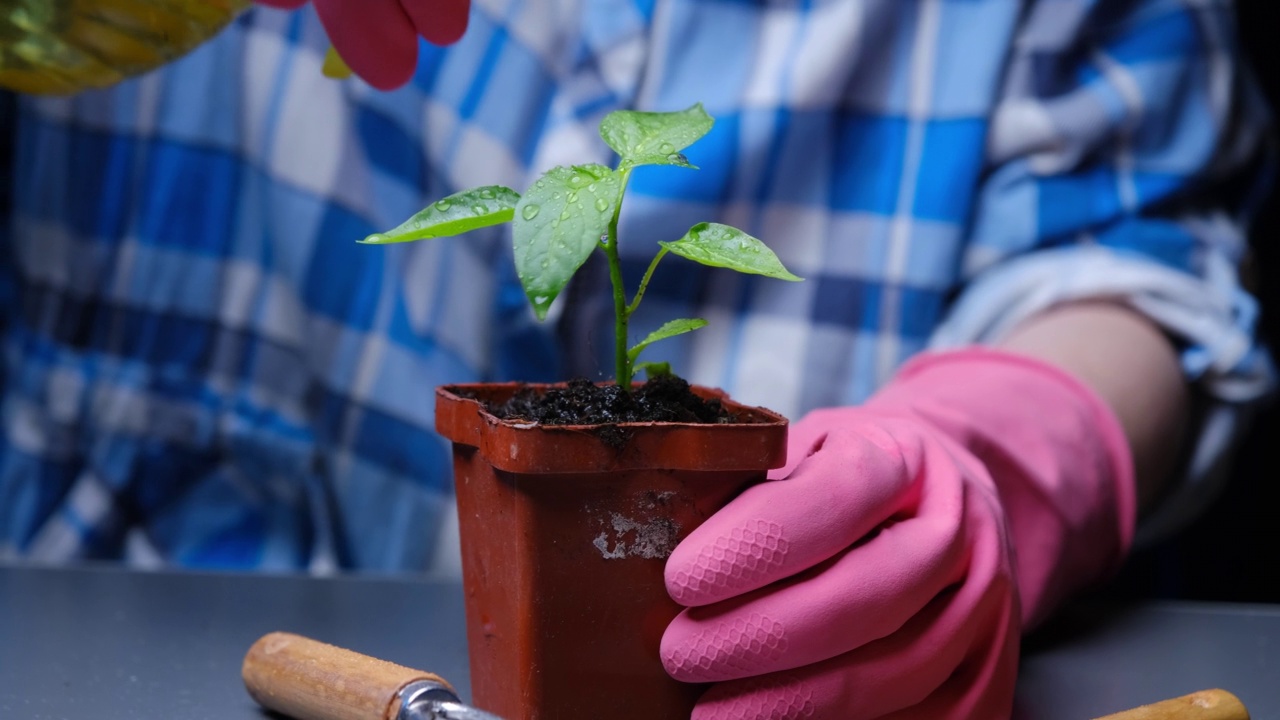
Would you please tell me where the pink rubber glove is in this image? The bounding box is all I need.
[661,348,1135,719]
[253,0,470,90]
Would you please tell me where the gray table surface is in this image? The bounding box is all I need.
[0,563,1275,719]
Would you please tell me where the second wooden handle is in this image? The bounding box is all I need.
[242,632,454,720]
[1095,689,1250,720]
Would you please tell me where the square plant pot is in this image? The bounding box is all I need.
[435,382,788,720]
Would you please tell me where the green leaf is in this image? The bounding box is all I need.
[661,223,803,281]
[513,164,621,320]
[637,361,673,380]
[627,318,708,363]
[359,186,520,244]
[600,103,715,171]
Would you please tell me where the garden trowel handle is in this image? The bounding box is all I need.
[1095,689,1249,720]
[242,632,504,720]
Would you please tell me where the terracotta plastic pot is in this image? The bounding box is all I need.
[435,382,788,720]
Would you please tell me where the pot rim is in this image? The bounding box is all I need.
[435,382,789,474]
[438,381,788,429]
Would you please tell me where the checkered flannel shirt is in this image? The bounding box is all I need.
[0,0,1271,571]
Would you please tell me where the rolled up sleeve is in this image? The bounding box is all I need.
[929,0,1275,542]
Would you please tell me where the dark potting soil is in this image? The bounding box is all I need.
[486,375,735,426]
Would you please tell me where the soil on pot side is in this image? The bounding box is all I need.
[485,375,735,426]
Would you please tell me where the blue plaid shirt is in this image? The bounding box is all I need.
[0,0,1271,571]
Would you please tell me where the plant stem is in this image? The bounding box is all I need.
[605,170,633,390]
[627,247,668,316]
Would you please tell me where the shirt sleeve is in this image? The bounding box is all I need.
[927,0,1275,544]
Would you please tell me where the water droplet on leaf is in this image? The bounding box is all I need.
[594,198,608,212]
[568,175,583,186]
[434,200,452,211]
[480,189,495,199]
[472,205,487,215]
[559,210,570,221]
[363,233,389,243]
[522,204,541,220]
[658,142,674,154]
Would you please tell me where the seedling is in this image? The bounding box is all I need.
[360,103,802,391]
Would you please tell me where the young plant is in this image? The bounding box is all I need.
[360,103,802,391]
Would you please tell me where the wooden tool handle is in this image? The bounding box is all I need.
[242,632,454,720]
[1095,689,1250,720]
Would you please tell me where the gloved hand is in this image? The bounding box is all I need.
[661,348,1136,719]
[253,0,470,90]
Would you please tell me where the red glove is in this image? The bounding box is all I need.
[661,349,1135,719]
[253,0,470,90]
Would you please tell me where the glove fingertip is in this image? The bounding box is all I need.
[360,55,419,91]
[315,0,420,90]
[665,513,793,607]
[401,0,471,46]
[658,617,701,682]
[664,549,713,606]
[766,425,830,481]
[691,675,819,720]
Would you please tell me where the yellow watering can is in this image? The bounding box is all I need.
[0,0,250,94]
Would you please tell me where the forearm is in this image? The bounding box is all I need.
[996,300,1189,511]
